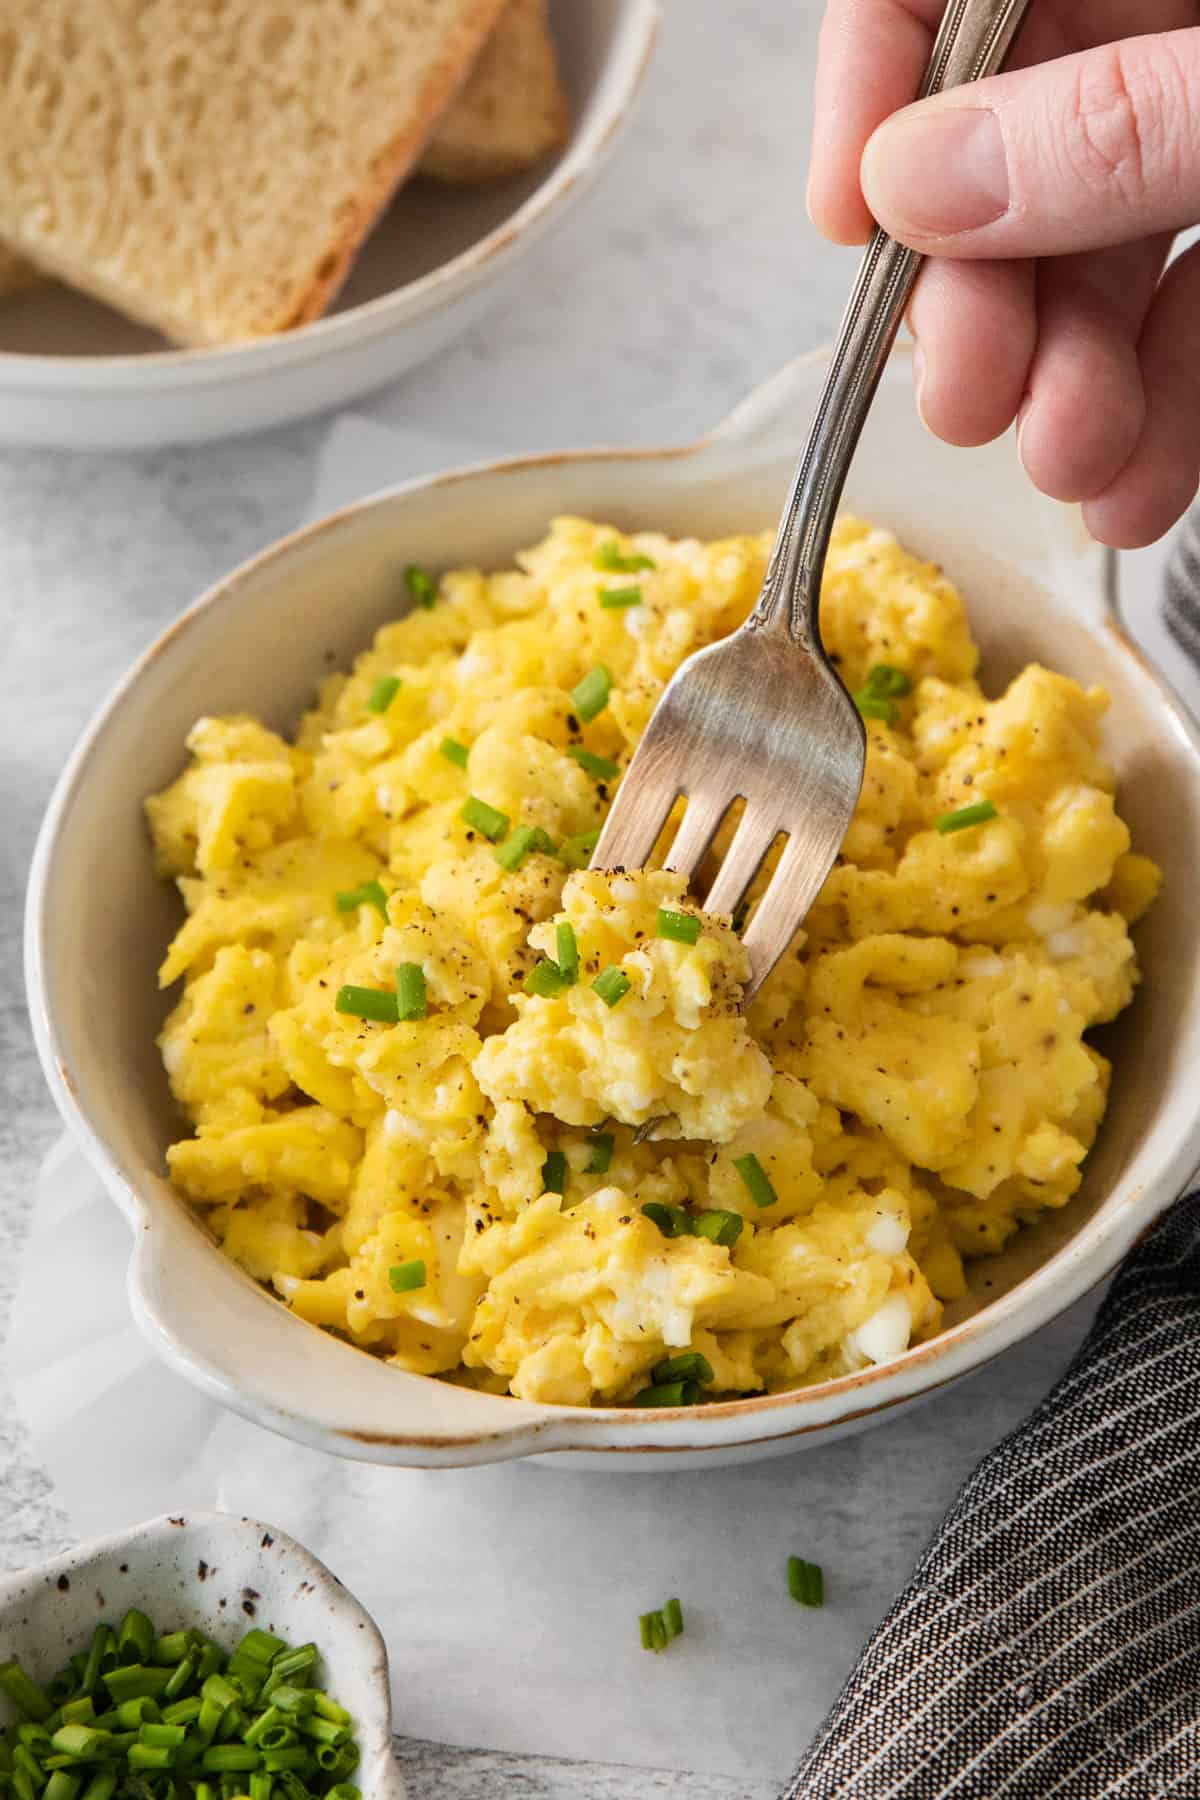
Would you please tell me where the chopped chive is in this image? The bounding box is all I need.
[662,1598,684,1639]
[585,1132,614,1175]
[334,879,388,920]
[236,1632,287,1668]
[557,828,601,869]
[523,959,570,999]
[733,1152,778,1208]
[44,1774,82,1800]
[461,795,510,841]
[555,922,579,983]
[311,1694,352,1727]
[641,1202,692,1239]
[404,564,437,608]
[335,985,400,1025]
[692,1208,744,1248]
[365,676,400,714]
[50,1726,108,1759]
[935,799,998,835]
[439,737,469,769]
[632,1380,701,1407]
[787,1557,824,1607]
[568,746,620,782]
[854,692,899,725]
[541,1151,567,1196]
[863,663,912,698]
[639,1611,667,1652]
[139,1723,187,1748]
[656,907,701,945]
[595,542,655,573]
[0,1664,53,1723]
[80,1628,116,1699]
[117,1612,156,1668]
[101,1668,172,1704]
[598,584,643,609]
[653,1351,714,1386]
[592,966,631,1007]
[495,825,556,871]
[395,963,428,1022]
[268,1687,314,1717]
[571,664,612,723]
[201,1747,261,1773]
[388,1260,426,1294]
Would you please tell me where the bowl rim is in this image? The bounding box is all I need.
[0,0,659,388]
[23,346,1200,1460]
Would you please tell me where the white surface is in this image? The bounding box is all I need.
[0,1511,405,1800]
[0,0,656,450]
[2,5,1197,1793]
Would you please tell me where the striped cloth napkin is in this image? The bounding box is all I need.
[790,517,1200,1800]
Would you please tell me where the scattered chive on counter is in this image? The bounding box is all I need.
[438,737,469,770]
[0,1613,360,1800]
[594,542,656,574]
[388,1259,426,1293]
[787,1557,825,1607]
[403,564,437,608]
[570,664,612,724]
[733,1152,778,1209]
[333,880,388,921]
[935,799,998,834]
[638,1598,684,1652]
[364,676,400,715]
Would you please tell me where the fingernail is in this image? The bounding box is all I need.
[911,342,932,433]
[862,107,1010,240]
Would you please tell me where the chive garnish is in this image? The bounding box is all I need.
[632,1380,701,1407]
[935,799,998,834]
[542,1151,567,1196]
[656,907,701,945]
[335,879,388,920]
[388,1260,426,1293]
[439,737,469,769]
[692,1208,744,1247]
[558,828,601,869]
[862,663,912,697]
[585,1132,614,1174]
[787,1557,824,1607]
[335,985,400,1024]
[555,922,579,983]
[641,1201,692,1239]
[733,1152,778,1208]
[568,746,621,782]
[595,542,655,573]
[523,960,571,999]
[592,966,631,1007]
[495,825,556,871]
[653,1351,713,1385]
[598,584,643,609]
[571,664,612,723]
[366,675,401,714]
[395,962,427,1021]
[404,564,437,608]
[461,795,511,841]
[855,693,899,725]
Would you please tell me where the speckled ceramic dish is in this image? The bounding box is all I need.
[0,1512,404,1800]
[24,345,1200,1470]
[0,0,657,450]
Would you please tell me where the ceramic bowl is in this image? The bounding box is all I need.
[24,344,1200,1470]
[0,1512,404,1799]
[0,0,657,451]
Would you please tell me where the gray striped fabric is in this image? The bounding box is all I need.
[788,1193,1200,1798]
[788,521,1200,1797]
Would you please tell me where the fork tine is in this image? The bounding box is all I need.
[663,792,732,883]
[703,807,779,919]
[591,770,678,874]
[740,833,836,998]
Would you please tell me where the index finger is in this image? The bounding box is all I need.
[809,0,943,245]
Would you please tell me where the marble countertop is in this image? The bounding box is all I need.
[0,2,1124,1794]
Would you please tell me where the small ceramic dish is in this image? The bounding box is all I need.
[0,1512,404,1799]
[0,0,657,451]
[24,344,1200,1471]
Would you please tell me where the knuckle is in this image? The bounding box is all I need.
[1063,43,1181,210]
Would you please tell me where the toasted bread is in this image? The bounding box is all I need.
[420,0,568,183]
[0,245,39,298]
[0,0,511,345]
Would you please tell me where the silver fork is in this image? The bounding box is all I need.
[591,0,1034,1000]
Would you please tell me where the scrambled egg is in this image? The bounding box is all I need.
[146,517,1159,1406]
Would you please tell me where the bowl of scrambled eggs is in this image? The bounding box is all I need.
[26,346,1200,1468]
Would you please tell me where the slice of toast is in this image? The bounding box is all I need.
[0,0,511,345]
[420,0,569,184]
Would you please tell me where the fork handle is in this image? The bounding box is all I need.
[750,0,1035,646]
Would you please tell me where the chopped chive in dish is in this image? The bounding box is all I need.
[585,1132,614,1175]
[567,746,620,782]
[595,542,655,574]
[555,923,579,983]
[592,966,631,1008]
[641,1202,692,1239]
[653,1351,713,1385]
[334,985,399,1024]
[541,1151,567,1196]
[855,692,898,726]
[598,585,643,610]
[557,828,601,869]
[692,1208,744,1247]
[935,799,998,834]
[395,962,427,1022]
[460,796,510,841]
[365,675,400,714]
[571,664,612,723]
[404,564,437,608]
[334,879,388,921]
[733,1152,777,1209]
[787,1557,824,1607]
[655,907,700,945]
[439,737,469,769]
[523,960,571,999]
[495,824,556,871]
[862,663,912,698]
[632,1379,701,1407]
[388,1260,426,1293]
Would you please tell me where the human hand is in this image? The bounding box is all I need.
[809,3,1200,548]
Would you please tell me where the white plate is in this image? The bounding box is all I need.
[0,0,657,450]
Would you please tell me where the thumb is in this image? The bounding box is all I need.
[861,27,1200,257]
